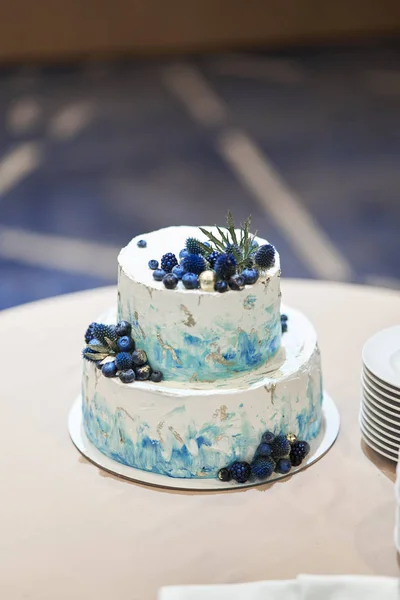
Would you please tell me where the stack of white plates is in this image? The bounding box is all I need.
[361,326,400,462]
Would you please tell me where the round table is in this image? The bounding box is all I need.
[1,281,400,600]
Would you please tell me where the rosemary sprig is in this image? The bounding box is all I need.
[199,211,258,273]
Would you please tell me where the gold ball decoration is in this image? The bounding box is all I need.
[199,270,217,292]
[286,432,297,444]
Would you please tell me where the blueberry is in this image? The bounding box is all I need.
[119,369,136,384]
[117,336,135,352]
[218,468,231,482]
[132,349,147,366]
[172,265,185,280]
[150,370,163,383]
[281,322,288,333]
[262,431,275,444]
[102,361,117,378]
[228,275,245,291]
[163,273,179,289]
[179,248,189,259]
[153,269,166,281]
[135,364,152,381]
[137,239,147,248]
[148,259,159,270]
[215,280,228,293]
[242,268,259,285]
[115,321,132,337]
[96,361,103,370]
[182,272,199,289]
[275,458,292,475]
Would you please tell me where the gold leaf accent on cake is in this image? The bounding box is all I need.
[118,428,125,444]
[180,304,196,327]
[264,383,276,404]
[168,426,184,444]
[116,406,136,423]
[146,286,153,299]
[157,421,165,443]
[213,405,228,421]
[205,349,233,366]
[190,373,199,383]
[196,471,208,477]
[157,334,182,364]
[134,311,146,339]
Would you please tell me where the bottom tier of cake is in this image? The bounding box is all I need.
[81,306,323,479]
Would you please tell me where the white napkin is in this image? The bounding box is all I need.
[159,575,400,600]
[298,575,400,600]
[159,580,298,600]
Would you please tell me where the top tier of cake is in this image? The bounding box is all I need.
[117,226,281,383]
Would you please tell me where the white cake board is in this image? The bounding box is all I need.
[69,391,339,491]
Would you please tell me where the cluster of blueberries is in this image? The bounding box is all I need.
[83,320,163,384]
[218,430,310,484]
[138,236,276,292]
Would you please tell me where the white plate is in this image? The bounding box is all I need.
[362,394,400,426]
[364,365,400,396]
[362,375,400,409]
[363,369,400,402]
[359,422,398,462]
[360,415,400,450]
[361,403,400,436]
[69,391,340,491]
[362,385,400,415]
[362,326,400,389]
[361,406,400,441]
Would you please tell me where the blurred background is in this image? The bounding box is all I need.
[0,1,400,310]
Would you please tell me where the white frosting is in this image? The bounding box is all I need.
[117,226,282,382]
[82,306,323,479]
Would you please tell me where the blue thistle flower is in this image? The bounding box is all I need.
[185,237,203,255]
[255,244,275,269]
[270,434,291,459]
[214,253,237,280]
[91,323,117,345]
[160,253,178,273]
[181,253,206,275]
[115,352,133,371]
[250,457,275,480]
[225,243,243,260]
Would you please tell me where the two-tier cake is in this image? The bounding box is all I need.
[73,215,335,488]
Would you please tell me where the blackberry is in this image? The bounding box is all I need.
[270,434,291,459]
[181,254,206,275]
[84,322,97,343]
[218,468,232,482]
[230,461,251,484]
[290,441,310,467]
[255,244,275,270]
[214,253,237,280]
[250,457,275,480]
[160,253,178,273]
[115,352,133,371]
[185,237,203,255]
[207,250,221,268]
